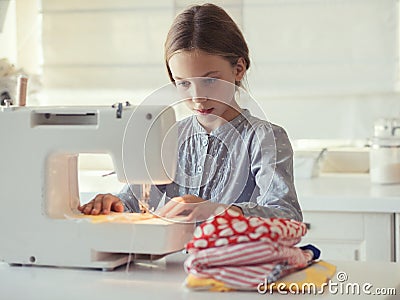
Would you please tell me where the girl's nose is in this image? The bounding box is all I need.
[189,82,208,102]
[191,96,207,103]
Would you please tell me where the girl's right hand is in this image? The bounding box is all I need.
[78,193,124,215]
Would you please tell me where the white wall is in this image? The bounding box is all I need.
[0,0,17,63]
[243,0,400,140]
[256,93,400,140]
[14,0,41,74]
[9,0,400,140]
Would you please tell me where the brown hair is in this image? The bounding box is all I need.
[164,3,250,86]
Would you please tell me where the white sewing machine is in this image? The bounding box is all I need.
[0,102,194,270]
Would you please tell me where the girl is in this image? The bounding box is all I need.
[78,3,302,222]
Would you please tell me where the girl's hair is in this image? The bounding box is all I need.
[164,3,250,86]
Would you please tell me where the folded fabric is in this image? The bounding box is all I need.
[184,240,314,289]
[186,208,307,251]
[185,260,337,293]
[183,208,331,291]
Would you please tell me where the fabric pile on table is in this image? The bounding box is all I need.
[184,208,336,292]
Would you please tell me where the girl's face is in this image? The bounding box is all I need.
[168,50,246,132]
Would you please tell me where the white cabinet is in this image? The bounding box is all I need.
[295,174,400,262]
[396,213,400,262]
[299,211,394,262]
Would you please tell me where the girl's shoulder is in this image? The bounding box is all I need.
[242,111,288,138]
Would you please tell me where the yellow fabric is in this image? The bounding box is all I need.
[68,212,155,223]
[185,260,337,292]
[185,274,234,292]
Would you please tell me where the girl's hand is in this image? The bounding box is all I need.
[156,194,242,222]
[78,193,124,215]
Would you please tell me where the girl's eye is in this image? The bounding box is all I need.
[176,80,191,88]
[203,78,217,85]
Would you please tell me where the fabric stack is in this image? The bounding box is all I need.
[184,208,336,292]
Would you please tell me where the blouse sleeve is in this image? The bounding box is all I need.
[115,184,141,212]
[233,124,303,221]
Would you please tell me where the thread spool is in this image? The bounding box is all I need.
[16,75,28,106]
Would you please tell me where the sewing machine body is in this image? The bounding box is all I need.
[0,104,194,270]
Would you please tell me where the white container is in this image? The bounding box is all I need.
[370,137,400,184]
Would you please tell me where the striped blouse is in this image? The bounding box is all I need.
[117,109,302,221]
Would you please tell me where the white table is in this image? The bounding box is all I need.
[0,252,399,300]
[295,173,400,213]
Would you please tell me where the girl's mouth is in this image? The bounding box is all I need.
[196,108,214,115]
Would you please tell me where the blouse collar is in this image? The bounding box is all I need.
[191,109,251,136]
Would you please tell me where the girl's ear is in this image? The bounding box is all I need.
[234,57,247,82]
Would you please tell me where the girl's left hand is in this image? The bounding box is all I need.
[156,194,241,222]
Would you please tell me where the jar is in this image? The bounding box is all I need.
[370,137,400,184]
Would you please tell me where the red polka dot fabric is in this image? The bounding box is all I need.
[186,208,307,252]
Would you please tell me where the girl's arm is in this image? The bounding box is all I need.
[234,124,303,221]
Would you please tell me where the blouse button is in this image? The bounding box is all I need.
[202,137,208,147]
[197,165,203,173]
